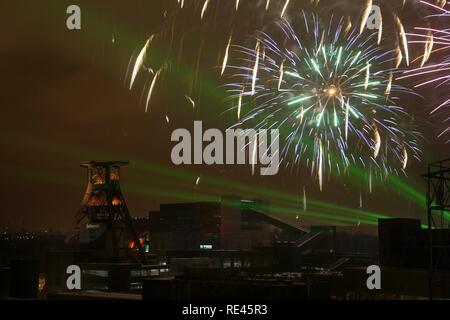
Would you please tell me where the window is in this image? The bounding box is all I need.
[110,166,120,182]
[112,196,122,206]
[90,167,105,185]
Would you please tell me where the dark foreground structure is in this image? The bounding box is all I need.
[2,160,450,300]
[3,215,449,300]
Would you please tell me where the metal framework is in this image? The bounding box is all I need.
[422,159,450,300]
[67,161,147,265]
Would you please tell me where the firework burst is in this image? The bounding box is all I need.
[128,0,431,115]
[400,0,450,143]
[224,13,421,189]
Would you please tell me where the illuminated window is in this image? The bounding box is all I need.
[128,237,145,249]
[90,168,105,185]
[112,197,122,206]
[110,166,120,181]
[38,275,46,291]
[83,270,109,277]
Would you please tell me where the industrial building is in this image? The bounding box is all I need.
[148,197,307,252]
[1,159,449,300]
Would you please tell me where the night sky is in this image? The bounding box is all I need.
[0,0,448,232]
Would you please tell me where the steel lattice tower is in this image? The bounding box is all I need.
[67,161,147,264]
[422,159,450,300]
